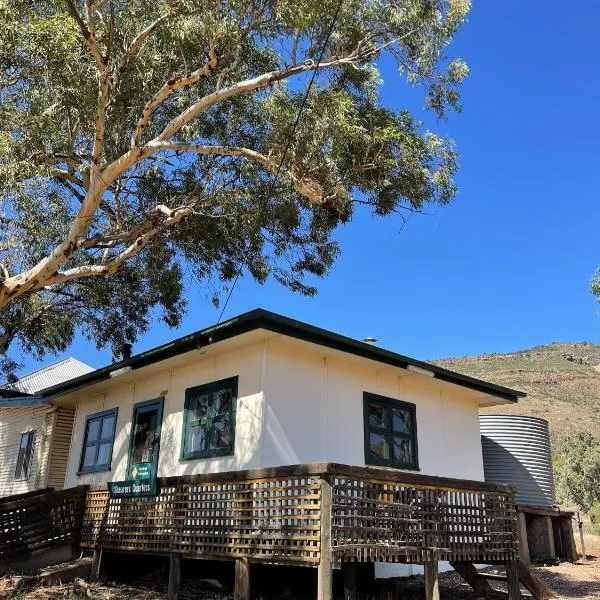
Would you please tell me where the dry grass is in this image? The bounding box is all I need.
[4,559,600,600]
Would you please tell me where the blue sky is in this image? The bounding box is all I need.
[19,1,600,374]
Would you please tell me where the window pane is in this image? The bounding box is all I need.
[368,404,387,429]
[209,415,231,451]
[20,433,30,449]
[132,410,156,464]
[22,434,34,476]
[96,442,112,466]
[100,415,115,440]
[87,419,100,442]
[15,448,25,478]
[187,425,206,454]
[392,408,411,434]
[213,388,232,416]
[82,445,97,467]
[393,437,413,465]
[369,432,389,460]
[188,393,209,422]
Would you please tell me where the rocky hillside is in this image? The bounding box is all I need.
[434,342,600,440]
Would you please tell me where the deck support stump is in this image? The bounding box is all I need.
[168,554,181,600]
[90,549,102,582]
[234,558,250,600]
[559,516,578,562]
[318,475,333,600]
[424,561,440,600]
[342,562,357,600]
[517,512,531,565]
[506,560,520,600]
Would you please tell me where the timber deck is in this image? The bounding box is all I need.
[1,463,522,599]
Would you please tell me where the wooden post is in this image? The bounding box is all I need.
[575,511,586,561]
[342,562,357,600]
[90,548,102,582]
[517,560,555,600]
[318,475,333,600]
[449,561,493,595]
[505,560,521,600]
[424,560,440,600]
[234,558,251,600]
[517,511,530,565]
[168,554,181,600]
[560,516,578,563]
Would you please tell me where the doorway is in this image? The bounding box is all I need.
[127,397,164,484]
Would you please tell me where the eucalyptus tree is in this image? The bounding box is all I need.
[0,0,469,375]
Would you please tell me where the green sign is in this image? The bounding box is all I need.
[130,463,151,480]
[108,478,158,498]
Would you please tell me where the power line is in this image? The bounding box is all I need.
[215,0,344,325]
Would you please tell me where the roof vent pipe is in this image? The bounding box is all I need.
[120,343,133,360]
[363,337,378,345]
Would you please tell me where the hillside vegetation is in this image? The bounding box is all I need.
[434,342,600,440]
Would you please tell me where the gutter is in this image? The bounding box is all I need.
[0,396,49,407]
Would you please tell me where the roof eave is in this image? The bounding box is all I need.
[40,308,524,403]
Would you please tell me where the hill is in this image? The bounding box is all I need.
[434,342,600,440]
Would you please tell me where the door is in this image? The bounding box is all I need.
[127,398,163,485]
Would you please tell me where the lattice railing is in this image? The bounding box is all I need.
[0,464,517,567]
[81,467,323,565]
[327,464,518,566]
[0,486,87,560]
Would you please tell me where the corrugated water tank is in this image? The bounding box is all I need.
[480,415,555,507]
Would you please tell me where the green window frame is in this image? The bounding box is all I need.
[363,392,419,470]
[14,431,35,480]
[181,376,238,460]
[79,408,118,473]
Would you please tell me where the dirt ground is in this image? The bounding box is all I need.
[2,558,600,600]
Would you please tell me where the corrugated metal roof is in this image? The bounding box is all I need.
[10,358,94,394]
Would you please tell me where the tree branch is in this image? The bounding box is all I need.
[156,54,360,142]
[131,49,218,147]
[147,141,328,205]
[48,204,196,286]
[115,14,169,88]
[64,0,106,70]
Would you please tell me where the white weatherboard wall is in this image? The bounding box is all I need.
[0,405,52,497]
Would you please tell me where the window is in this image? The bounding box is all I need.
[182,377,237,460]
[79,408,118,473]
[15,431,35,479]
[363,393,418,470]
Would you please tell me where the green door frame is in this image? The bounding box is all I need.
[127,397,164,484]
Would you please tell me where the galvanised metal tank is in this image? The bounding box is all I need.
[480,415,555,507]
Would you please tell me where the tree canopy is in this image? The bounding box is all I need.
[0,0,470,376]
[554,433,600,515]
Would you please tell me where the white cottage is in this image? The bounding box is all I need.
[43,309,523,489]
[12,310,527,598]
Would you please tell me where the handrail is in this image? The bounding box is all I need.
[0,485,88,511]
[85,462,515,495]
[328,463,517,494]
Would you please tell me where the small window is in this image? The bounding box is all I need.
[363,393,418,470]
[15,431,35,479]
[79,408,118,473]
[182,377,237,460]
